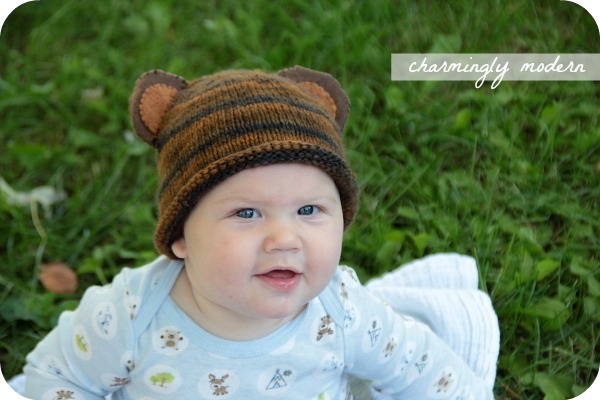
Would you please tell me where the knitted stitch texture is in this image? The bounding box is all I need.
[130,67,358,258]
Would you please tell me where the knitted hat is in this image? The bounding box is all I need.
[129,66,359,259]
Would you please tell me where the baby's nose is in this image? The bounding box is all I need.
[263,220,301,253]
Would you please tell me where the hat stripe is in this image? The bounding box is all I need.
[159,100,343,166]
[184,74,294,99]
[186,72,280,94]
[182,72,314,104]
[158,95,339,150]
[158,120,342,198]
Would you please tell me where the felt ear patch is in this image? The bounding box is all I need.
[278,66,349,131]
[139,84,180,135]
[130,70,188,147]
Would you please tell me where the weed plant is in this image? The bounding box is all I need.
[1,1,599,399]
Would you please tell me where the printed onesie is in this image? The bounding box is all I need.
[24,256,493,399]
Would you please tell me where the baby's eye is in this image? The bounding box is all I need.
[235,208,260,219]
[298,205,319,216]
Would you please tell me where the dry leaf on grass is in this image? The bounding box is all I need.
[39,262,78,294]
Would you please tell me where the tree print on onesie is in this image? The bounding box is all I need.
[143,365,181,394]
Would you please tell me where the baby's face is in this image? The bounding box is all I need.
[171,163,344,336]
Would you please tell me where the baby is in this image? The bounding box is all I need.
[23,66,499,399]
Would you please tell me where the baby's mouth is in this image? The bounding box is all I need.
[257,268,301,292]
[262,269,297,279]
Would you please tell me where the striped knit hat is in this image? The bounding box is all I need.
[130,66,358,259]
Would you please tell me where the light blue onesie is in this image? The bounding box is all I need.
[24,256,493,399]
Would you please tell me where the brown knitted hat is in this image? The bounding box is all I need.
[129,66,358,259]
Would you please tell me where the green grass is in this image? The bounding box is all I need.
[1,0,599,398]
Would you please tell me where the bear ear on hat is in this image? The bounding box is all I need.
[129,70,188,147]
[278,66,349,132]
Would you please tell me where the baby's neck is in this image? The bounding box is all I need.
[170,268,305,341]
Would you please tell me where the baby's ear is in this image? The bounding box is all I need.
[278,66,349,131]
[129,70,188,147]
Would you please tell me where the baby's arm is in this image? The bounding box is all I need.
[339,267,494,399]
[24,271,136,400]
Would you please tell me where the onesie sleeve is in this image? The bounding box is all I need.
[335,266,494,399]
[24,267,141,400]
